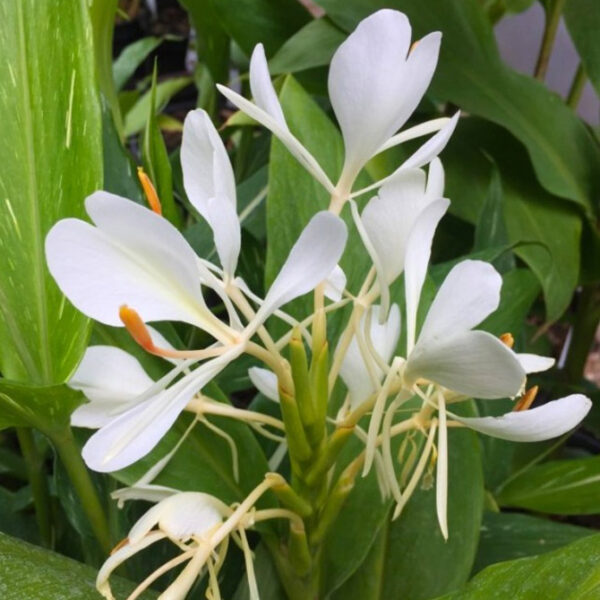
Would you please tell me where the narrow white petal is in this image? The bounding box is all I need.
[324,264,347,302]
[377,118,450,154]
[418,260,502,346]
[256,212,347,321]
[518,353,555,374]
[82,348,241,472]
[436,394,448,540]
[329,9,440,177]
[249,44,287,127]
[455,395,591,442]
[339,304,400,409]
[404,199,450,352]
[248,367,279,402]
[129,492,226,544]
[46,192,210,329]
[182,110,240,275]
[111,484,178,506]
[217,84,335,193]
[362,169,429,285]
[426,157,445,200]
[406,330,526,399]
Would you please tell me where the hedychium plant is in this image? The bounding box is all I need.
[43,8,591,600]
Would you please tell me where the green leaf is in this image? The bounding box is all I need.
[438,533,600,600]
[113,36,162,92]
[0,380,83,434]
[0,0,102,383]
[330,404,484,599]
[443,118,581,322]
[473,166,514,274]
[265,75,371,338]
[315,0,600,215]
[208,0,311,56]
[141,64,181,226]
[564,0,600,97]
[497,454,600,515]
[233,544,285,600]
[473,511,594,574]
[269,18,346,75]
[123,76,192,137]
[0,530,157,599]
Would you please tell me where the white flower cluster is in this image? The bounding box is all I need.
[45,9,590,600]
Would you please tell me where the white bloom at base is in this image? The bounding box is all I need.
[248,366,279,402]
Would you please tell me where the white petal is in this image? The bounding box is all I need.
[324,264,347,302]
[217,84,335,193]
[111,484,178,506]
[455,395,591,442]
[339,304,400,409]
[518,353,555,374]
[406,330,526,399]
[256,212,347,321]
[129,492,227,544]
[329,9,440,178]
[249,44,287,128]
[69,346,154,428]
[248,367,279,402]
[417,260,502,346]
[426,157,445,200]
[181,110,240,275]
[82,348,241,472]
[362,169,429,285]
[46,192,211,330]
[403,199,450,352]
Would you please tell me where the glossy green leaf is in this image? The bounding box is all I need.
[473,511,594,574]
[443,118,581,322]
[331,404,484,600]
[208,0,311,56]
[315,0,600,214]
[0,0,102,384]
[497,454,600,515]
[113,36,162,91]
[269,18,346,75]
[564,0,600,97]
[265,75,370,337]
[439,533,600,600]
[123,76,192,137]
[141,65,181,226]
[0,531,156,599]
[0,380,83,434]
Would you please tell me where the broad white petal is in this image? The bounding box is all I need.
[404,199,450,352]
[46,192,210,329]
[129,492,227,544]
[329,9,440,177]
[455,394,591,442]
[82,348,241,472]
[324,264,347,302]
[362,169,430,285]
[248,367,279,402]
[182,110,240,275]
[250,44,287,128]
[340,304,400,409]
[217,84,335,193]
[518,353,555,374]
[406,330,525,399]
[418,260,502,346]
[257,212,347,321]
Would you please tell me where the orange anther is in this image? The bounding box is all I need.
[499,333,515,349]
[513,385,539,412]
[119,305,155,352]
[137,167,162,215]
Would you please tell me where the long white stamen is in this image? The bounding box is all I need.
[436,391,449,540]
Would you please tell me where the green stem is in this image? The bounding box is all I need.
[534,0,566,81]
[16,427,52,548]
[564,285,600,384]
[567,63,587,109]
[51,427,112,555]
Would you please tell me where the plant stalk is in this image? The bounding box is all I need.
[566,63,587,109]
[16,427,53,547]
[51,427,113,555]
[534,0,566,81]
